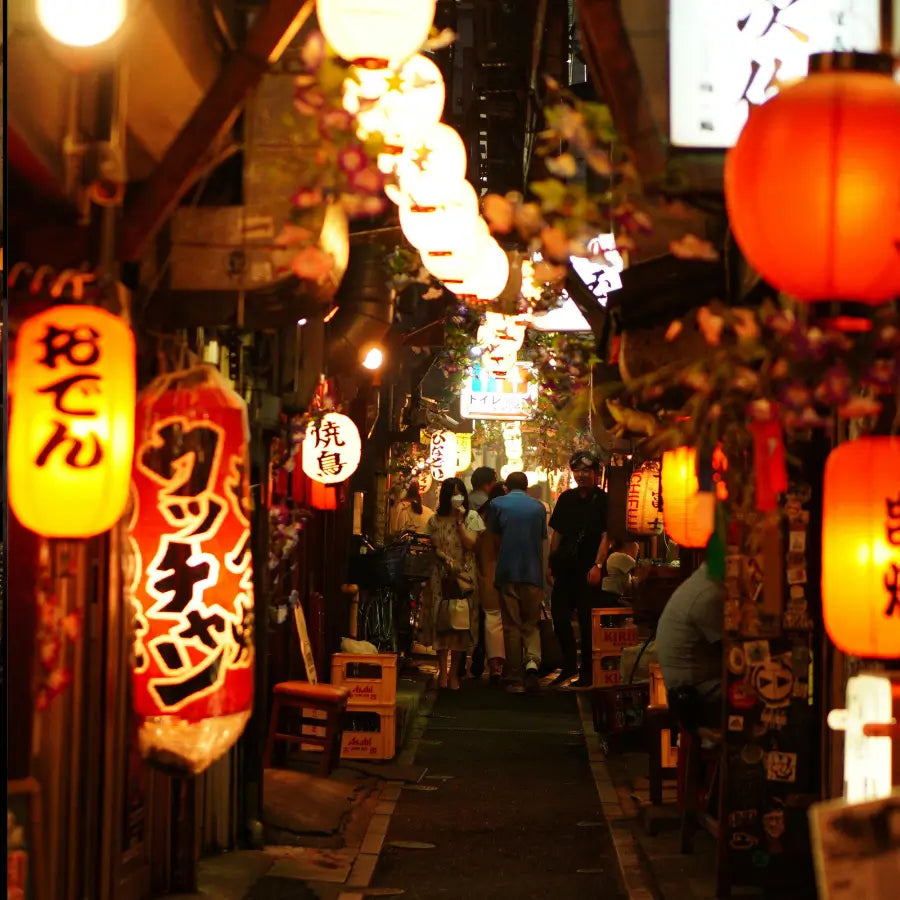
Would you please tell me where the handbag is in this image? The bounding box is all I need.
[448,598,470,631]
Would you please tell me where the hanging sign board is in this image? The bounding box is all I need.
[460,363,537,421]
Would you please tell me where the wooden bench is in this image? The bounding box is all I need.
[264,681,351,777]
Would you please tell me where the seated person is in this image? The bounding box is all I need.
[655,555,724,729]
[593,539,643,605]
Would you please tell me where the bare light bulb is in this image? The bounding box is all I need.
[362,347,384,370]
[37,0,127,47]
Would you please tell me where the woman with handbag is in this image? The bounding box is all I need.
[427,478,484,689]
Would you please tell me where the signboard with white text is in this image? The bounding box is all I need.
[460,363,537,421]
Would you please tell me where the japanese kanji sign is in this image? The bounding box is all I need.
[427,429,458,483]
[8,305,136,537]
[460,363,537,421]
[126,364,255,774]
[302,412,362,485]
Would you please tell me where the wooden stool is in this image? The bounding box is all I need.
[264,681,351,777]
[645,704,677,806]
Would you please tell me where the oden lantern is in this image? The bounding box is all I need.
[821,436,900,658]
[126,365,255,775]
[725,53,900,304]
[661,447,715,548]
[9,305,135,537]
[626,461,663,536]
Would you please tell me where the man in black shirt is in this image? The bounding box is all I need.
[547,451,610,687]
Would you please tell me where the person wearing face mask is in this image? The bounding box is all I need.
[426,478,485,689]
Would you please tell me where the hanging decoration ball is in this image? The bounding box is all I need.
[9,305,135,538]
[37,0,127,48]
[316,0,436,68]
[126,365,255,775]
[421,218,491,281]
[344,54,445,141]
[725,53,900,305]
[661,447,716,548]
[399,179,479,251]
[625,461,663,536]
[386,123,468,208]
[427,429,458,483]
[444,239,510,302]
[821,436,900,658]
[302,412,362,484]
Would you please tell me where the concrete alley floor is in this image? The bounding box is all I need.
[368,679,628,900]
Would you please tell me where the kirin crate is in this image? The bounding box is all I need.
[331,652,398,707]
[593,650,625,687]
[591,607,637,654]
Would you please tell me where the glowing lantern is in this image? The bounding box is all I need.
[455,433,473,473]
[126,365,254,775]
[474,311,528,379]
[428,429,458,482]
[37,0,126,47]
[399,179,479,251]
[316,0,436,68]
[661,447,715,548]
[444,239,510,301]
[821,436,900,658]
[384,123,468,207]
[725,54,900,304]
[625,461,663,536]
[302,413,362,484]
[8,305,135,537]
[421,218,491,281]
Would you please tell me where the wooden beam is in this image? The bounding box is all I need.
[118,0,314,263]
[576,0,667,182]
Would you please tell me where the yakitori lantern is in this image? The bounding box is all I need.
[302,413,362,484]
[399,179,479,251]
[8,305,135,537]
[725,53,900,304]
[316,0,436,68]
[661,447,715,548]
[126,365,254,775]
[626,461,663,536]
[821,436,900,658]
[428,429,458,483]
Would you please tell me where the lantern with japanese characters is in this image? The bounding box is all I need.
[125,365,255,775]
[822,436,900,658]
[428,429,458,483]
[8,305,135,537]
[302,413,362,484]
[661,447,715,549]
[625,461,663,536]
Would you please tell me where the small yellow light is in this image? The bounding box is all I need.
[362,347,384,370]
[37,0,127,48]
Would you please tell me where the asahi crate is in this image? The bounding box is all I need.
[591,607,638,654]
[340,705,396,760]
[592,650,624,687]
[331,652,398,707]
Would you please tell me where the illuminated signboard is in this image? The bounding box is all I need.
[460,362,537,421]
[669,0,881,148]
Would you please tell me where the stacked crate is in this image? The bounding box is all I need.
[591,607,638,686]
[649,662,678,768]
[331,652,398,760]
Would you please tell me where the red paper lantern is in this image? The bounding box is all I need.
[661,447,715,549]
[126,365,255,774]
[821,436,900,658]
[725,54,900,305]
[8,305,135,537]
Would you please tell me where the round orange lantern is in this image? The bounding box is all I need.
[821,436,900,658]
[661,447,715,548]
[725,53,900,305]
[8,304,135,537]
[125,365,255,775]
[625,461,663,536]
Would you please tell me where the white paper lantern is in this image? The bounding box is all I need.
[388,123,468,207]
[444,239,510,301]
[428,430,458,483]
[421,218,491,281]
[316,0,436,67]
[625,461,663,535]
[399,179,479,251]
[302,413,362,485]
[37,0,126,47]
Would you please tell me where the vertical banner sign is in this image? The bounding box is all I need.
[126,365,255,775]
[8,305,135,537]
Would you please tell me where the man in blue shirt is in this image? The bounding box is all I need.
[486,471,548,692]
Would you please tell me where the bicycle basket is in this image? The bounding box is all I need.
[404,542,435,581]
[373,543,407,588]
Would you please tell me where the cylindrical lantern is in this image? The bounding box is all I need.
[316,0,436,68]
[421,218,491,281]
[626,461,663,535]
[821,436,900,658]
[399,179,479,251]
[9,305,135,537]
[444,239,510,301]
[661,447,715,548]
[388,123,468,208]
[428,429,458,483]
[302,412,362,484]
[126,365,255,775]
[725,53,900,304]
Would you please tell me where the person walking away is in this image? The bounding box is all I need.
[473,483,508,682]
[427,478,485,689]
[655,556,724,728]
[587,539,645,607]
[469,466,498,512]
[547,451,609,688]
[486,471,548,693]
[390,481,434,537]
